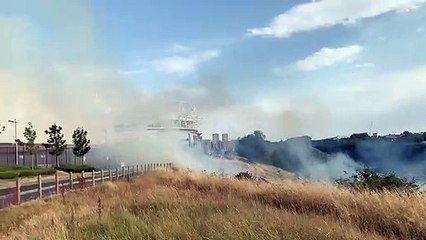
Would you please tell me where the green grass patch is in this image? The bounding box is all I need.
[55,164,96,173]
[0,165,56,179]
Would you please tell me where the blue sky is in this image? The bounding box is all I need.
[1,0,426,141]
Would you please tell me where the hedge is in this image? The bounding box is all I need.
[0,165,56,179]
[55,164,96,173]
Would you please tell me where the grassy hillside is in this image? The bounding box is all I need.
[1,169,425,240]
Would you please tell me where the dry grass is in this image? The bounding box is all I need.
[0,169,425,240]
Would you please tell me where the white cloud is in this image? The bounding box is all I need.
[170,43,194,53]
[120,69,146,75]
[293,45,363,71]
[152,49,220,74]
[354,63,375,68]
[248,0,424,38]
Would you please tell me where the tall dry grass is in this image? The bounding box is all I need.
[0,169,425,240]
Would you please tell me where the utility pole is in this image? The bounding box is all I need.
[8,119,18,165]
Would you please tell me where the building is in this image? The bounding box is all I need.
[200,133,236,158]
[222,133,229,142]
[202,139,213,155]
[212,133,220,151]
[0,143,76,167]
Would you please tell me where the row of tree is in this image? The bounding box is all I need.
[1,122,91,169]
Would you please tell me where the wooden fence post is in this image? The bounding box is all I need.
[115,168,119,181]
[55,171,59,194]
[69,172,73,190]
[144,164,146,173]
[127,166,130,181]
[38,174,42,199]
[101,169,104,184]
[16,178,21,205]
[132,166,135,177]
[92,170,95,187]
[121,167,125,179]
[109,169,112,181]
[136,165,139,175]
[81,170,85,189]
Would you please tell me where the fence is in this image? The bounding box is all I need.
[0,162,173,209]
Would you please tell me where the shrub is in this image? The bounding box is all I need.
[336,167,419,192]
[0,165,56,179]
[235,171,255,180]
[0,171,20,179]
[19,168,56,177]
[55,164,96,173]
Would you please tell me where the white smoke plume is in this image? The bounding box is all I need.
[2,1,425,181]
[0,1,290,174]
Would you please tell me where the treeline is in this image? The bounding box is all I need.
[236,130,325,173]
[237,130,423,191]
[312,131,426,167]
[0,121,91,169]
[237,130,426,172]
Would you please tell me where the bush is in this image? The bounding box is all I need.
[55,164,96,173]
[19,168,56,177]
[0,166,32,172]
[336,167,419,192]
[0,165,56,179]
[235,171,255,180]
[0,171,20,179]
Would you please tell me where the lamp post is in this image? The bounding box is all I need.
[8,119,18,165]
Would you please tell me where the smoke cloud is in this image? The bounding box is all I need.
[2,1,425,180]
[0,2,300,174]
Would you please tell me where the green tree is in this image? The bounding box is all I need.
[237,130,268,161]
[23,122,39,169]
[253,130,266,140]
[45,124,67,167]
[72,127,91,165]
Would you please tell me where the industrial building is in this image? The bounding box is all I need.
[202,133,236,159]
[0,143,78,167]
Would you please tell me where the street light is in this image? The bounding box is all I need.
[8,119,18,165]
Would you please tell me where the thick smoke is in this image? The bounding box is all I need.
[2,1,425,180]
[238,133,426,183]
[0,2,293,174]
[353,140,426,181]
[283,138,360,181]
